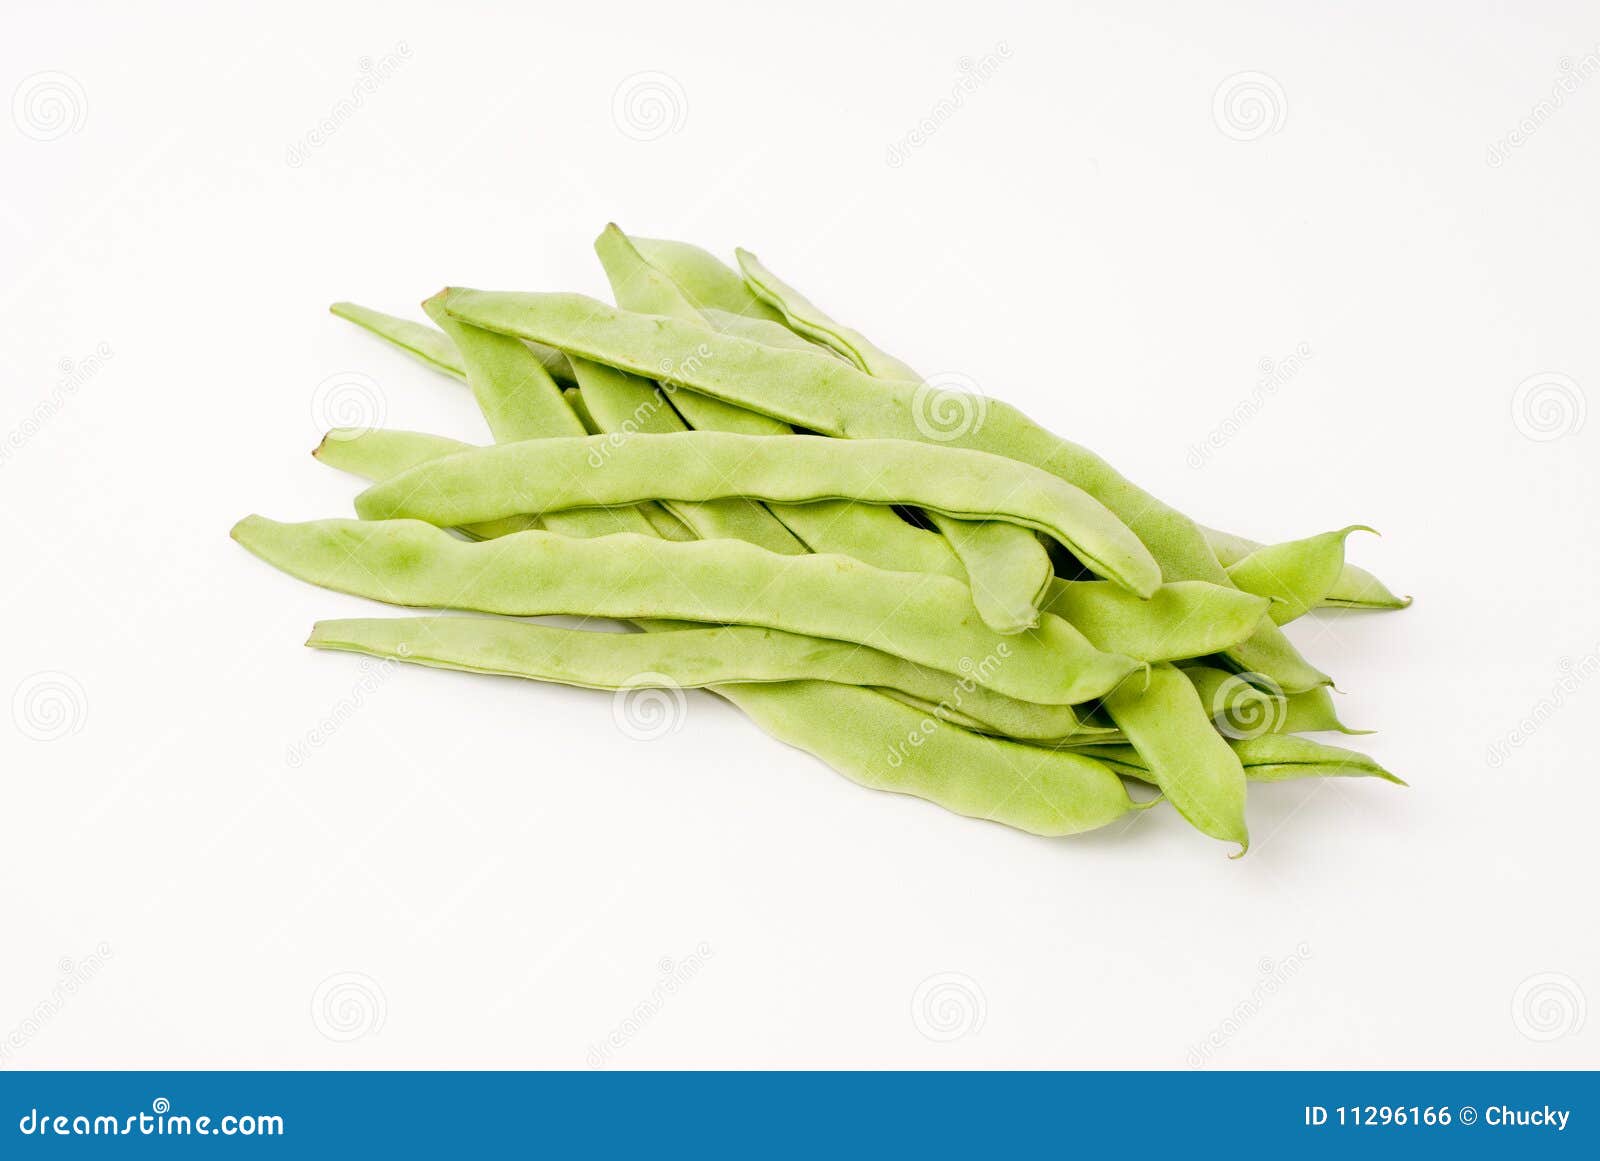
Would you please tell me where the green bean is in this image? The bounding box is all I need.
[1043,581,1271,662]
[330,302,466,379]
[313,428,1110,743]
[721,681,1149,836]
[330,300,576,387]
[313,427,539,542]
[1087,734,1402,786]
[436,289,1330,693]
[418,295,663,543]
[1226,525,1374,625]
[231,517,1140,706]
[732,247,1059,634]
[1183,664,1367,737]
[306,615,1108,741]
[566,361,812,555]
[595,225,968,581]
[1103,663,1250,852]
[1202,525,1410,611]
[737,247,920,379]
[353,432,1161,598]
[628,235,787,323]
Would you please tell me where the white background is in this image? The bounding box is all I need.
[2,1,1596,1069]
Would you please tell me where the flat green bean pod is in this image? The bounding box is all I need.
[311,427,1102,741]
[231,517,1139,706]
[330,300,576,387]
[720,681,1149,836]
[1226,525,1375,625]
[595,225,970,583]
[730,248,1058,635]
[354,431,1161,598]
[1202,525,1411,611]
[1042,580,1271,662]
[1088,734,1402,786]
[306,615,1112,742]
[1103,662,1250,852]
[436,289,1330,692]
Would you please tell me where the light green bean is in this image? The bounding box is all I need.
[595,225,969,581]
[733,247,1060,634]
[1103,662,1250,852]
[436,289,1330,693]
[231,517,1139,706]
[353,431,1160,597]
[1226,525,1374,625]
[1202,525,1410,611]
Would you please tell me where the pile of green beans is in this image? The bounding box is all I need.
[238,225,1410,854]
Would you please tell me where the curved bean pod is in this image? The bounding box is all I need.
[306,615,1110,742]
[312,427,1103,741]
[1089,734,1402,786]
[330,300,576,387]
[231,517,1139,706]
[1103,663,1250,853]
[1202,525,1411,611]
[595,225,969,581]
[1043,580,1271,662]
[720,681,1147,836]
[1226,525,1375,625]
[436,289,1329,692]
[353,431,1161,598]
[731,248,1058,633]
